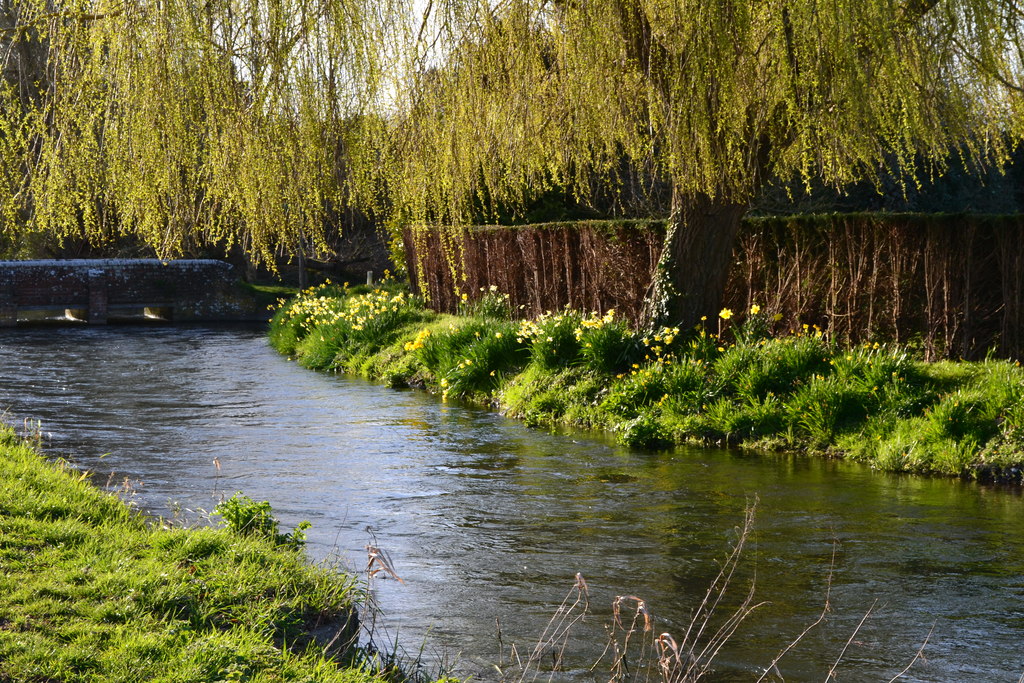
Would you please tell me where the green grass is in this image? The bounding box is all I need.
[0,425,447,683]
[269,283,1024,479]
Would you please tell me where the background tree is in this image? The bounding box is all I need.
[383,0,1023,328]
[0,0,395,265]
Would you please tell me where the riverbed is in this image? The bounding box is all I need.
[2,325,1023,681]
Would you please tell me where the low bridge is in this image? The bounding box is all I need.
[0,259,263,326]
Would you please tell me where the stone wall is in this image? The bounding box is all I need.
[0,259,265,325]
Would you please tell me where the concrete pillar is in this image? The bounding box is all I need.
[0,272,15,327]
[88,269,108,324]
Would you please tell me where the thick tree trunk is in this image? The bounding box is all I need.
[641,191,747,330]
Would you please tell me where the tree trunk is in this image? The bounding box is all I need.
[641,191,747,330]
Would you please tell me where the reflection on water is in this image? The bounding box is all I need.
[2,325,1024,681]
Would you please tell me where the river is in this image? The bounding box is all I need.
[2,325,1023,681]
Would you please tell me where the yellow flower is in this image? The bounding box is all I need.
[461,293,468,301]
[773,313,783,322]
[494,332,502,339]
[719,308,733,320]
[750,304,761,315]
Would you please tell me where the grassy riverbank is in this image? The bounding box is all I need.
[269,282,1024,480]
[0,424,429,682]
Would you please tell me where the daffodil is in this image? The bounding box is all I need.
[719,308,733,320]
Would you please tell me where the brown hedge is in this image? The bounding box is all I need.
[403,214,1024,360]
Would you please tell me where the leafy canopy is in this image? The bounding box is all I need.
[383,0,1024,226]
[1,0,400,260]
[1,0,1023,259]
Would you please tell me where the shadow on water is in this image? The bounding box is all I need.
[2,325,1024,681]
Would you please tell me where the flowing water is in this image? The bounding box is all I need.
[2,325,1023,681]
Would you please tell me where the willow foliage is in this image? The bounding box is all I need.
[0,0,398,261]
[1,0,1023,276]
[384,0,1023,226]
[377,0,1024,326]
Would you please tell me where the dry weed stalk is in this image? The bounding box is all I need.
[745,536,934,682]
[598,502,765,683]
[826,599,878,680]
[499,573,591,682]
[885,624,933,683]
[755,543,837,682]
[20,418,43,447]
[366,544,404,584]
[502,504,936,682]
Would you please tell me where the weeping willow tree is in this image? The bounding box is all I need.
[384,0,1024,328]
[3,0,1022,309]
[0,0,402,263]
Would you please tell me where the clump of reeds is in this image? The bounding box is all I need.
[498,505,936,682]
[494,505,764,682]
[595,505,762,682]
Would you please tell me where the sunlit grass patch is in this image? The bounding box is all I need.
[0,425,423,683]
[437,321,528,399]
[409,317,525,397]
[602,360,707,419]
[502,364,608,428]
[457,285,513,320]
[732,335,832,399]
[272,282,431,370]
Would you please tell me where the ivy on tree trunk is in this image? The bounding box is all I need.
[643,192,747,330]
